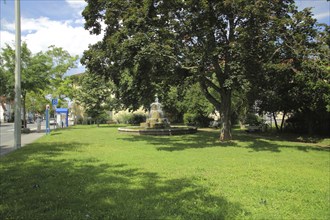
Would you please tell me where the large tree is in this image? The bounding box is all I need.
[1,43,53,127]
[82,0,296,141]
[252,8,330,134]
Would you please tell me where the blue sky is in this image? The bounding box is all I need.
[0,0,100,74]
[0,0,329,74]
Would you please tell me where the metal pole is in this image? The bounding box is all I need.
[14,0,21,148]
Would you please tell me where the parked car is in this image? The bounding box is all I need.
[49,118,56,125]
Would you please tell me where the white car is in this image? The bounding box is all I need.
[49,118,57,125]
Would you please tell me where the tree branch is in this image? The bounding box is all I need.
[199,77,221,110]
[204,76,221,94]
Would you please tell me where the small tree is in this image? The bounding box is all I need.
[45,45,79,102]
[74,72,117,126]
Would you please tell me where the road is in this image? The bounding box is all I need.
[0,122,45,146]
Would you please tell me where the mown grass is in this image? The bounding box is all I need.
[0,125,329,219]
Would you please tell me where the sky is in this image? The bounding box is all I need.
[0,0,329,75]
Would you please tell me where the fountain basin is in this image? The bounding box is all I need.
[118,126,197,136]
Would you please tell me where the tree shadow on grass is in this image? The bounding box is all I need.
[118,129,329,153]
[234,130,330,153]
[0,141,89,163]
[0,146,247,219]
[67,124,125,130]
[119,130,238,152]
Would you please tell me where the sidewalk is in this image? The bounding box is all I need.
[0,130,45,157]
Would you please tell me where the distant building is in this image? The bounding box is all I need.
[0,96,13,123]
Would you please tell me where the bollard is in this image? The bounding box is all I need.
[37,117,41,133]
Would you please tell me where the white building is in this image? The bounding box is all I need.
[0,97,12,123]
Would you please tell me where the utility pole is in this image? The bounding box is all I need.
[14,0,21,148]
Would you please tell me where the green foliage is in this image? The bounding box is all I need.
[129,113,147,125]
[74,72,116,124]
[81,1,179,109]
[1,43,52,96]
[286,111,330,135]
[25,91,50,115]
[114,111,146,125]
[183,113,212,127]
[161,83,214,124]
[90,111,110,124]
[182,83,214,116]
[77,117,84,125]
[114,111,133,124]
[0,43,78,125]
[251,7,330,134]
[45,45,79,100]
[159,86,185,123]
[244,113,264,126]
[0,61,10,97]
[0,43,54,126]
[183,113,195,125]
[81,0,300,140]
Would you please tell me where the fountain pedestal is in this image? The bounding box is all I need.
[140,96,169,129]
[119,96,197,135]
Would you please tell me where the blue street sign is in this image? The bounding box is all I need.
[52,98,58,106]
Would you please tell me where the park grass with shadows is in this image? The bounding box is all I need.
[0,125,329,219]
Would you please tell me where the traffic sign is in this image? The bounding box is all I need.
[52,98,58,106]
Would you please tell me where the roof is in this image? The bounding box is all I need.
[56,108,69,113]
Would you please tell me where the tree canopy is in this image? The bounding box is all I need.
[82,0,329,139]
[74,71,117,125]
[0,43,79,125]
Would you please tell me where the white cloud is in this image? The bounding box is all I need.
[295,0,330,23]
[1,17,103,57]
[65,0,87,9]
[0,31,15,49]
[1,19,15,32]
[314,12,330,20]
[65,0,87,17]
[21,17,62,32]
[74,18,85,25]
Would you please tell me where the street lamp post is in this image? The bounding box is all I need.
[14,0,21,148]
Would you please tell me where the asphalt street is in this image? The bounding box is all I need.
[0,121,50,156]
[0,122,44,146]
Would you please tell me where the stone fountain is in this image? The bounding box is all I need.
[118,96,197,135]
[140,96,170,129]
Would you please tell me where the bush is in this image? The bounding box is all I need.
[114,111,147,125]
[286,112,330,135]
[129,113,146,125]
[96,112,110,124]
[244,113,263,126]
[183,113,196,126]
[77,117,84,125]
[114,112,133,124]
[184,113,212,127]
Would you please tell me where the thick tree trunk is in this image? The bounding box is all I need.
[220,90,232,141]
[279,111,286,132]
[272,112,279,132]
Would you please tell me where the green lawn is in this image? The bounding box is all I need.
[1,125,329,219]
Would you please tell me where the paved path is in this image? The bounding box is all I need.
[0,128,45,157]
